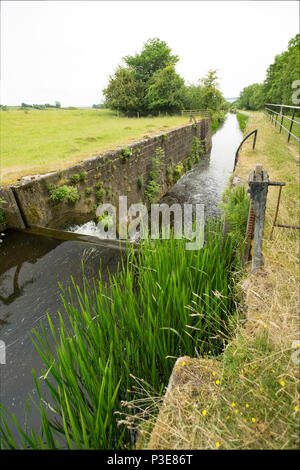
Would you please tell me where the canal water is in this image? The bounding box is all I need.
[0,113,242,441]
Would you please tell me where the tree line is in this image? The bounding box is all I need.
[102,38,229,116]
[20,101,61,109]
[234,34,299,111]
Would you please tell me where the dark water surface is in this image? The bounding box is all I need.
[0,113,242,441]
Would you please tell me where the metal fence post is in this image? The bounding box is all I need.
[248,164,269,273]
[288,108,296,142]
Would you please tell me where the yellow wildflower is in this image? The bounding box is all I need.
[231,402,236,407]
[182,361,186,366]
[216,441,220,448]
[245,404,249,408]
[215,379,220,385]
[212,371,216,376]
[294,406,299,412]
[251,417,256,423]
[202,410,207,416]
[280,380,285,387]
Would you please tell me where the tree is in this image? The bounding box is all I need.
[200,70,226,110]
[124,38,179,82]
[55,101,61,108]
[238,34,300,109]
[239,83,264,110]
[102,38,181,115]
[103,66,146,115]
[182,83,203,110]
[144,66,185,113]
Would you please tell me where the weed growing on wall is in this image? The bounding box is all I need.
[137,175,144,189]
[0,198,7,227]
[173,164,183,182]
[70,174,80,185]
[80,171,88,182]
[48,185,81,204]
[144,147,164,204]
[120,146,132,163]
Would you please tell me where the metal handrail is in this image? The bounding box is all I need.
[264,103,300,143]
[265,103,300,110]
[233,129,257,171]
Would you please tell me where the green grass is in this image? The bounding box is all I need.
[236,112,249,133]
[0,108,190,185]
[0,220,238,449]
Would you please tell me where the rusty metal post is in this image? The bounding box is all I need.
[248,164,269,273]
[242,198,255,263]
[269,185,283,240]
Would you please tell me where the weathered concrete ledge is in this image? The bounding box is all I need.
[1,118,212,230]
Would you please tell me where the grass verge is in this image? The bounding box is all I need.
[236,111,249,133]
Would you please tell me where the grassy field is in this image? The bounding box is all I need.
[0,108,189,185]
[147,111,300,449]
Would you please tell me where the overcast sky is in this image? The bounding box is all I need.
[1,0,299,106]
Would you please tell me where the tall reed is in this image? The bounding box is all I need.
[0,219,237,449]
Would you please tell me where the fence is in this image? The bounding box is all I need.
[181,109,211,122]
[264,103,300,143]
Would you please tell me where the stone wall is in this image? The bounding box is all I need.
[1,118,211,229]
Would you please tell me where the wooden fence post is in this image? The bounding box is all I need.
[248,164,269,273]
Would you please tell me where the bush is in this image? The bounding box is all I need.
[70,174,80,185]
[49,185,80,204]
[80,172,88,182]
[120,147,132,163]
[96,187,105,204]
[144,180,160,204]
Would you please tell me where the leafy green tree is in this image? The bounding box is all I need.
[103,66,146,115]
[239,83,264,110]
[249,84,265,110]
[144,65,185,113]
[55,101,61,108]
[264,34,300,105]
[124,38,179,82]
[200,70,226,110]
[182,83,203,110]
[238,34,299,109]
